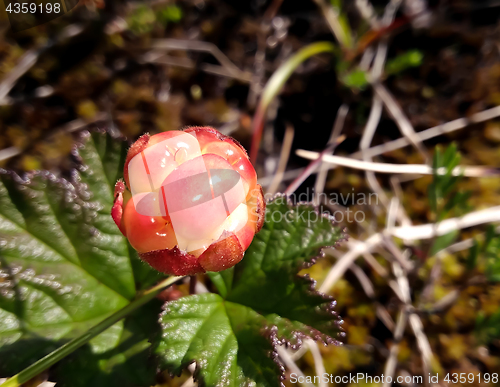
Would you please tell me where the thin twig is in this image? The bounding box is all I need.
[263,0,284,21]
[362,251,389,277]
[327,241,407,304]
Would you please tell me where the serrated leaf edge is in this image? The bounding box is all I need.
[156,195,347,386]
[157,297,287,387]
[261,194,347,348]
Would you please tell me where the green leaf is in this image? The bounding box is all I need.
[476,309,500,344]
[157,5,183,24]
[157,293,282,387]
[328,0,353,49]
[427,144,473,257]
[0,131,161,386]
[428,144,469,222]
[127,5,156,35]
[484,233,500,282]
[430,230,459,256]
[340,69,368,90]
[53,300,162,387]
[385,50,423,76]
[464,225,500,280]
[465,240,479,270]
[157,196,345,386]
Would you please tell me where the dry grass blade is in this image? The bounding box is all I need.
[267,124,295,194]
[0,113,109,162]
[0,49,38,105]
[0,147,21,163]
[373,83,429,160]
[250,41,336,163]
[314,104,349,202]
[359,96,389,210]
[319,200,498,293]
[305,339,327,387]
[383,309,408,387]
[311,0,352,49]
[351,105,500,161]
[350,263,395,331]
[285,135,345,195]
[0,24,84,106]
[355,0,379,28]
[319,234,383,293]
[295,149,499,177]
[388,206,500,240]
[144,52,253,82]
[151,39,246,78]
[391,260,433,382]
[277,346,315,387]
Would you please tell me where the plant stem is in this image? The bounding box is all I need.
[249,41,337,163]
[1,275,185,387]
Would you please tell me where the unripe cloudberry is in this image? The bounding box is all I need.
[112,127,265,275]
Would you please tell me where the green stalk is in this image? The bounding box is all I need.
[1,275,185,387]
[249,41,337,163]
